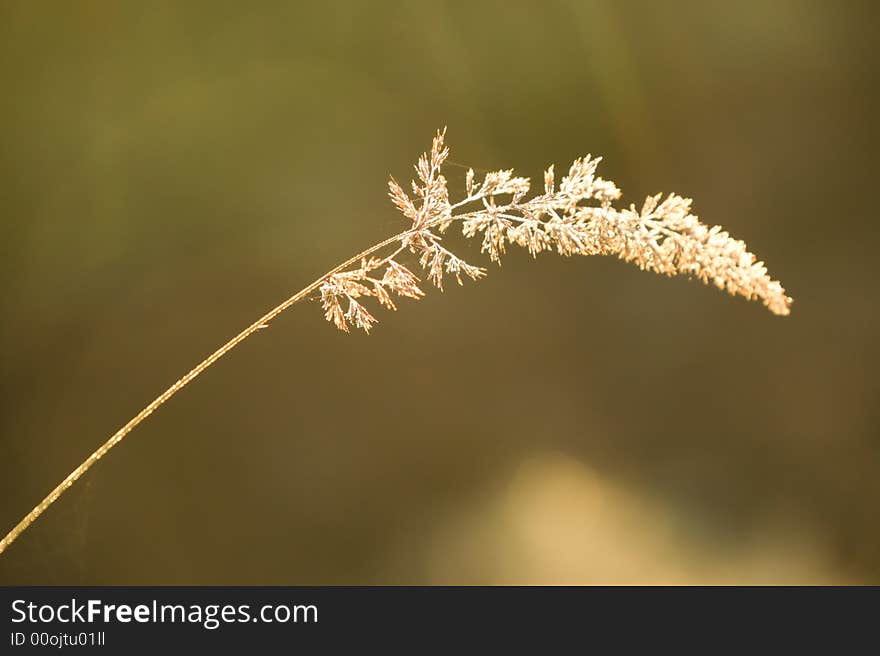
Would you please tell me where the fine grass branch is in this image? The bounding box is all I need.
[0,129,791,556]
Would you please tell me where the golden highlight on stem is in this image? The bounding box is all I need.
[0,233,407,556]
[0,129,791,556]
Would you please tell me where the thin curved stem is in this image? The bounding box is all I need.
[0,230,413,556]
[1,131,794,558]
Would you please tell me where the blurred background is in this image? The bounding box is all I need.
[1,1,877,584]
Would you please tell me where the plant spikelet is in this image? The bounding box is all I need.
[318,129,792,333]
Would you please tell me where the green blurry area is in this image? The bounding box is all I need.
[0,1,877,583]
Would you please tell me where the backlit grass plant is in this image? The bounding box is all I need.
[0,129,791,555]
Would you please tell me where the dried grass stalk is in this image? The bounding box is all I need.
[0,129,791,556]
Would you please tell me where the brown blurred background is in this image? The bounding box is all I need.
[1,1,877,584]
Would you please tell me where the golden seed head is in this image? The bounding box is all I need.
[320,130,792,333]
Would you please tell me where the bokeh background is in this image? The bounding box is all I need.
[1,1,877,584]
